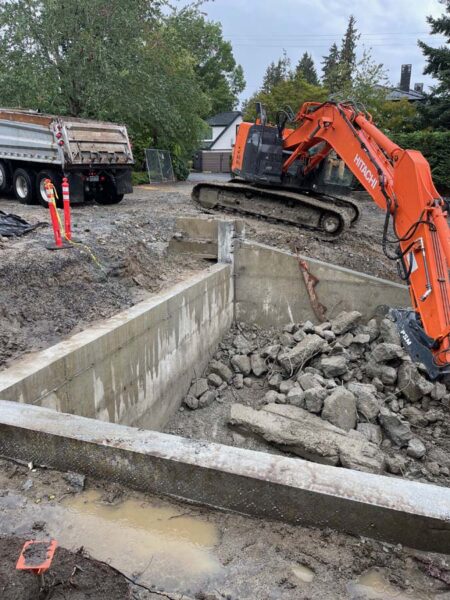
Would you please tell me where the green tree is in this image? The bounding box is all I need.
[339,15,360,85]
[243,72,327,122]
[322,43,341,93]
[418,0,450,129]
[166,6,245,114]
[0,0,212,170]
[350,49,389,112]
[262,51,291,93]
[377,98,418,133]
[295,52,319,86]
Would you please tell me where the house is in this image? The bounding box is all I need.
[385,64,426,102]
[194,111,243,173]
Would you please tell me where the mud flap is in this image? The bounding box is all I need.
[390,308,450,380]
[115,169,133,194]
[67,172,85,204]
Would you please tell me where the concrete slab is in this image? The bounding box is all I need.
[0,400,448,554]
[235,241,410,327]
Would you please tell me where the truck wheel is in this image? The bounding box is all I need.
[0,161,11,193]
[94,189,124,205]
[36,170,62,207]
[13,168,36,205]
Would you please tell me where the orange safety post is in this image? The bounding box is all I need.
[44,179,63,248]
[62,176,71,240]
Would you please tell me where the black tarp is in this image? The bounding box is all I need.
[0,210,44,237]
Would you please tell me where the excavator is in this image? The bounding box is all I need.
[192,100,450,380]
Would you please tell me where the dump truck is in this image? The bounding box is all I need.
[0,109,134,206]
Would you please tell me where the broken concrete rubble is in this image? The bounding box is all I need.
[322,388,357,431]
[178,312,449,486]
[229,403,385,474]
[330,310,362,335]
[278,334,328,374]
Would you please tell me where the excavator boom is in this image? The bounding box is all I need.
[280,101,450,377]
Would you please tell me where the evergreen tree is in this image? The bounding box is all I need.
[418,0,450,129]
[339,15,360,85]
[262,51,291,93]
[322,43,340,93]
[295,52,319,85]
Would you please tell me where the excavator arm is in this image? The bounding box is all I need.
[283,101,450,377]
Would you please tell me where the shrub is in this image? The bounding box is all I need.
[391,131,450,191]
[172,155,190,181]
[131,171,149,186]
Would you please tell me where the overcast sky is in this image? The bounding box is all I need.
[181,0,447,105]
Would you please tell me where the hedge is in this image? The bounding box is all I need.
[391,131,450,191]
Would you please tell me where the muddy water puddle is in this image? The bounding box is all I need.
[292,563,315,583]
[347,567,444,600]
[0,489,222,592]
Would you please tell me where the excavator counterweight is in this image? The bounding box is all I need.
[193,100,450,378]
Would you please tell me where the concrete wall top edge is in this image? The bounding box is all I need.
[1,400,448,523]
[240,241,407,290]
[0,264,230,389]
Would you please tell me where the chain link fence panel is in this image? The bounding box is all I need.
[145,149,175,183]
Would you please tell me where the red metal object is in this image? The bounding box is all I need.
[297,257,327,322]
[45,179,63,248]
[16,540,58,576]
[62,176,71,240]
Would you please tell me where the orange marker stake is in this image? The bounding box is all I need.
[62,176,71,240]
[45,179,63,248]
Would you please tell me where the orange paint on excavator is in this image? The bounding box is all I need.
[231,101,450,376]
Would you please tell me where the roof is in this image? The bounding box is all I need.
[386,88,425,102]
[207,111,242,127]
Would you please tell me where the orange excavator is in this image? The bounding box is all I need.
[192,100,450,379]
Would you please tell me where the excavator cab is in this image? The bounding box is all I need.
[232,116,355,198]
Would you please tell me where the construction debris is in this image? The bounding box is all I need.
[175,312,450,485]
[0,211,44,238]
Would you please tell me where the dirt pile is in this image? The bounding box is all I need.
[178,314,450,486]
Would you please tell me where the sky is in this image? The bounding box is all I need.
[178,0,447,104]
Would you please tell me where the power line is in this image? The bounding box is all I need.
[225,31,444,38]
[230,42,445,48]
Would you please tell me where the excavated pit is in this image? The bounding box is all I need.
[0,220,449,566]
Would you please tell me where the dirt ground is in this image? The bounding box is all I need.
[0,184,208,370]
[0,178,397,369]
[0,457,449,600]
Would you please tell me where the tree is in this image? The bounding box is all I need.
[262,51,291,93]
[0,0,211,168]
[339,15,360,84]
[295,52,319,86]
[322,43,341,93]
[166,7,245,114]
[418,0,450,129]
[377,98,418,133]
[350,49,389,113]
[243,72,327,122]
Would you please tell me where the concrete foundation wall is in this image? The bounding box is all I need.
[235,241,410,327]
[0,265,233,430]
[0,401,448,554]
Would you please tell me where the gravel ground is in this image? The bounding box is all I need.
[0,458,449,600]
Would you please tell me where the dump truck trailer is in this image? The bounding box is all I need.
[0,109,134,205]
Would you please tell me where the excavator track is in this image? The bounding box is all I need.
[191,181,360,236]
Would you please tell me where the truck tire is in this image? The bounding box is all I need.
[13,168,36,205]
[94,186,124,205]
[36,170,62,207]
[0,160,11,193]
